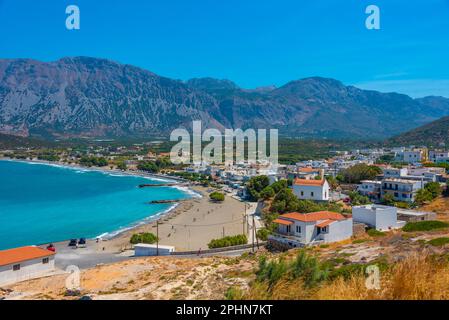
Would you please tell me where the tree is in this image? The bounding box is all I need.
[348,191,370,205]
[415,189,434,205]
[260,186,275,200]
[272,188,300,213]
[424,182,442,199]
[326,175,339,190]
[117,161,127,171]
[209,191,225,202]
[137,161,159,173]
[381,193,395,206]
[270,180,288,193]
[246,176,270,201]
[340,164,382,184]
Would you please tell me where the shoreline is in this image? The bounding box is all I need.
[0,157,204,249]
[97,185,254,252]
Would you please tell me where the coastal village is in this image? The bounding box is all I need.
[2,143,449,299]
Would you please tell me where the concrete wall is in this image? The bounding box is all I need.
[135,245,174,256]
[321,219,353,243]
[0,256,55,286]
[353,205,397,231]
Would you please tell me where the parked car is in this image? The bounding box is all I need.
[78,238,87,248]
[68,239,78,247]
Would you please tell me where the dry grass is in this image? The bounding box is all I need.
[239,252,449,300]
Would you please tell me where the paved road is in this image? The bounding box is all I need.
[52,241,133,270]
[50,240,260,270]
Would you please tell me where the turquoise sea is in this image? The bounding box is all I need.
[0,160,193,250]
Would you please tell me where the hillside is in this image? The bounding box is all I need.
[389,116,449,147]
[0,133,52,149]
[5,227,449,300]
[1,57,449,140]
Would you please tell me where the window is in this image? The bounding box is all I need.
[286,225,291,233]
[42,258,49,264]
[394,192,399,197]
[13,264,20,271]
[296,225,301,233]
[300,191,304,196]
[311,192,314,197]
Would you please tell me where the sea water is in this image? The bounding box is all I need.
[0,160,192,250]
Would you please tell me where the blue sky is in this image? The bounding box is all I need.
[0,0,448,97]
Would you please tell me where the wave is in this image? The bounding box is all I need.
[97,203,180,240]
[172,185,203,198]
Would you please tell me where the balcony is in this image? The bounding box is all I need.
[383,186,412,192]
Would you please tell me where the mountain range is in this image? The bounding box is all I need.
[1,57,448,140]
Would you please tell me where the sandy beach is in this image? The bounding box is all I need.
[101,186,254,252]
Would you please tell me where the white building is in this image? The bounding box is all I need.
[429,150,449,163]
[403,150,424,164]
[357,180,382,201]
[381,178,425,203]
[352,204,406,231]
[382,167,408,179]
[270,211,353,247]
[134,243,175,256]
[291,178,330,201]
[0,246,55,286]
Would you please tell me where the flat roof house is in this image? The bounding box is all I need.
[0,246,55,286]
[269,211,353,248]
[291,178,330,202]
[381,178,425,203]
[352,204,406,231]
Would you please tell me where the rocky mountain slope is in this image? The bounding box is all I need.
[389,115,449,147]
[1,57,448,140]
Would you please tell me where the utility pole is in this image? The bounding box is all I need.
[156,220,159,256]
[253,214,259,249]
[223,226,225,238]
[251,214,255,253]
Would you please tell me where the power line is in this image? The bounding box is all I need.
[163,218,244,228]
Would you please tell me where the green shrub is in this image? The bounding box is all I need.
[428,237,449,247]
[257,250,329,289]
[130,232,158,244]
[225,286,245,300]
[208,234,247,249]
[367,228,386,237]
[209,191,225,202]
[256,228,271,241]
[402,220,449,232]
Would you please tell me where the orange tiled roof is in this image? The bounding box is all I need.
[0,246,55,267]
[298,167,318,173]
[280,211,346,222]
[273,218,293,226]
[293,178,325,186]
[316,220,335,228]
